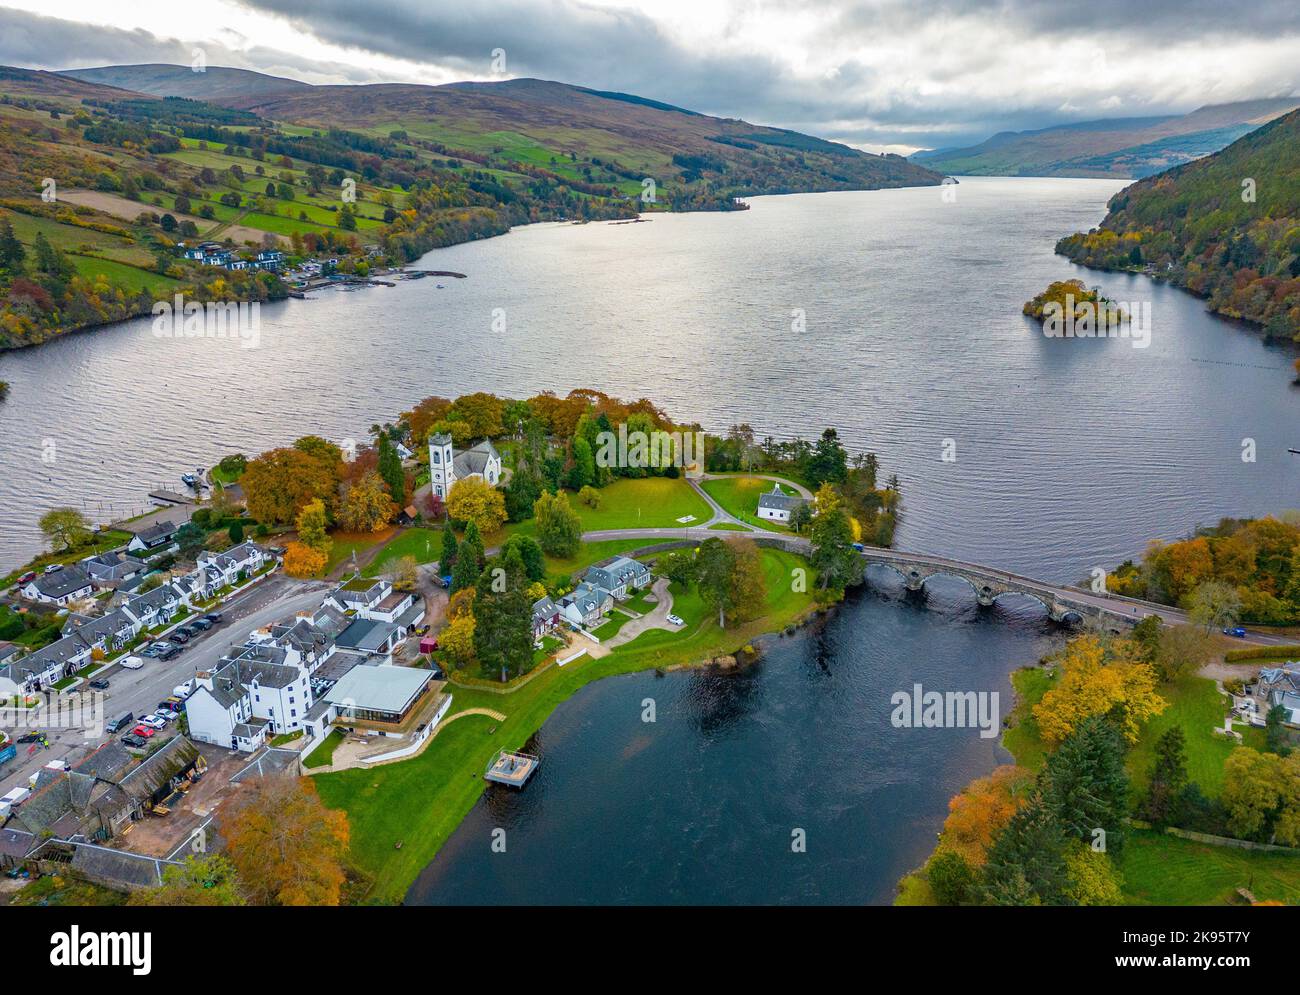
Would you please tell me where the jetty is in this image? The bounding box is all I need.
[484,749,540,788]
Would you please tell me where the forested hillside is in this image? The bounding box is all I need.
[1056,108,1300,341]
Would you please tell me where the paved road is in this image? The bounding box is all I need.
[0,576,329,794]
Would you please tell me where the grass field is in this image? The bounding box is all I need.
[1120,829,1300,904]
[700,475,802,530]
[313,547,815,903]
[1001,666,1054,772]
[571,477,713,530]
[323,530,395,574]
[69,255,184,296]
[1126,676,1245,799]
[303,728,346,769]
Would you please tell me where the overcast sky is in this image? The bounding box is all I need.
[1,0,1297,153]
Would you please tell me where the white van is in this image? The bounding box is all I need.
[0,786,31,817]
[118,655,145,670]
[173,680,194,698]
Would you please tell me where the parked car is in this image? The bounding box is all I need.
[169,629,191,644]
[131,725,156,739]
[140,643,164,658]
[158,645,182,661]
[42,563,63,574]
[203,612,223,624]
[1223,626,1248,638]
[105,714,134,734]
[16,733,47,745]
[172,681,194,698]
[190,618,213,631]
[121,735,148,748]
[17,571,35,585]
[88,678,110,690]
[118,655,144,670]
[140,715,167,730]
[160,696,186,713]
[666,613,685,626]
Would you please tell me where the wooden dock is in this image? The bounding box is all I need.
[484,749,540,788]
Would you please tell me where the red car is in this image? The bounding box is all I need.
[17,571,36,585]
[132,725,156,738]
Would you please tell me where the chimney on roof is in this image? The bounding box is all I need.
[195,670,213,691]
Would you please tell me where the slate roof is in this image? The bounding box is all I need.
[585,555,650,591]
[116,736,200,804]
[133,520,177,546]
[72,741,135,782]
[27,566,93,600]
[0,828,35,859]
[757,484,806,513]
[68,843,173,889]
[452,439,500,477]
[337,618,399,653]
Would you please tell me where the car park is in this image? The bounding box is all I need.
[131,725,156,738]
[121,734,148,749]
[88,678,110,690]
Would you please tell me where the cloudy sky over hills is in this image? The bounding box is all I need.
[1,0,1297,153]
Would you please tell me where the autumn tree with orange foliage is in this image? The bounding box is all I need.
[222,775,350,906]
[283,542,328,578]
[935,764,1033,867]
[1033,635,1167,748]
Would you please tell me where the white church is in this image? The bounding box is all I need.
[428,432,503,499]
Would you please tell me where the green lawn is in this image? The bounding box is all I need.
[1,529,134,587]
[313,547,816,903]
[1001,666,1055,772]
[303,728,346,769]
[1120,829,1300,905]
[324,532,390,574]
[700,475,802,530]
[569,477,712,530]
[69,255,184,296]
[1127,676,1243,799]
[590,611,633,641]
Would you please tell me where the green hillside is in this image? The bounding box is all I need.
[1055,107,1300,341]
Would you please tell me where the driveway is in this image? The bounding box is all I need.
[605,578,679,648]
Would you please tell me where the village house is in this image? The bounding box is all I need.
[584,556,652,600]
[0,635,91,690]
[6,738,203,845]
[257,604,351,673]
[531,595,562,639]
[326,576,391,615]
[122,583,185,630]
[1251,663,1300,725]
[558,582,614,629]
[185,645,313,752]
[334,618,405,666]
[79,551,147,586]
[196,541,266,587]
[756,484,810,524]
[61,608,140,656]
[127,520,179,556]
[427,433,502,499]
[20,566,94,606]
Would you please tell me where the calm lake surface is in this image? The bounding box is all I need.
[2,177,1297,903]
[1,176,1296,576]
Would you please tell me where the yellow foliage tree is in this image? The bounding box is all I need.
[283,541,328,578]
[446,477,506,535]
[440,612,476,667]
[1033,635,1167,747]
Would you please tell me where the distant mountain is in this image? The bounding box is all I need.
[911,99,1300,178]
[65,63,312,102]
[62,65,943,199]
[1056,108,1300,341]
